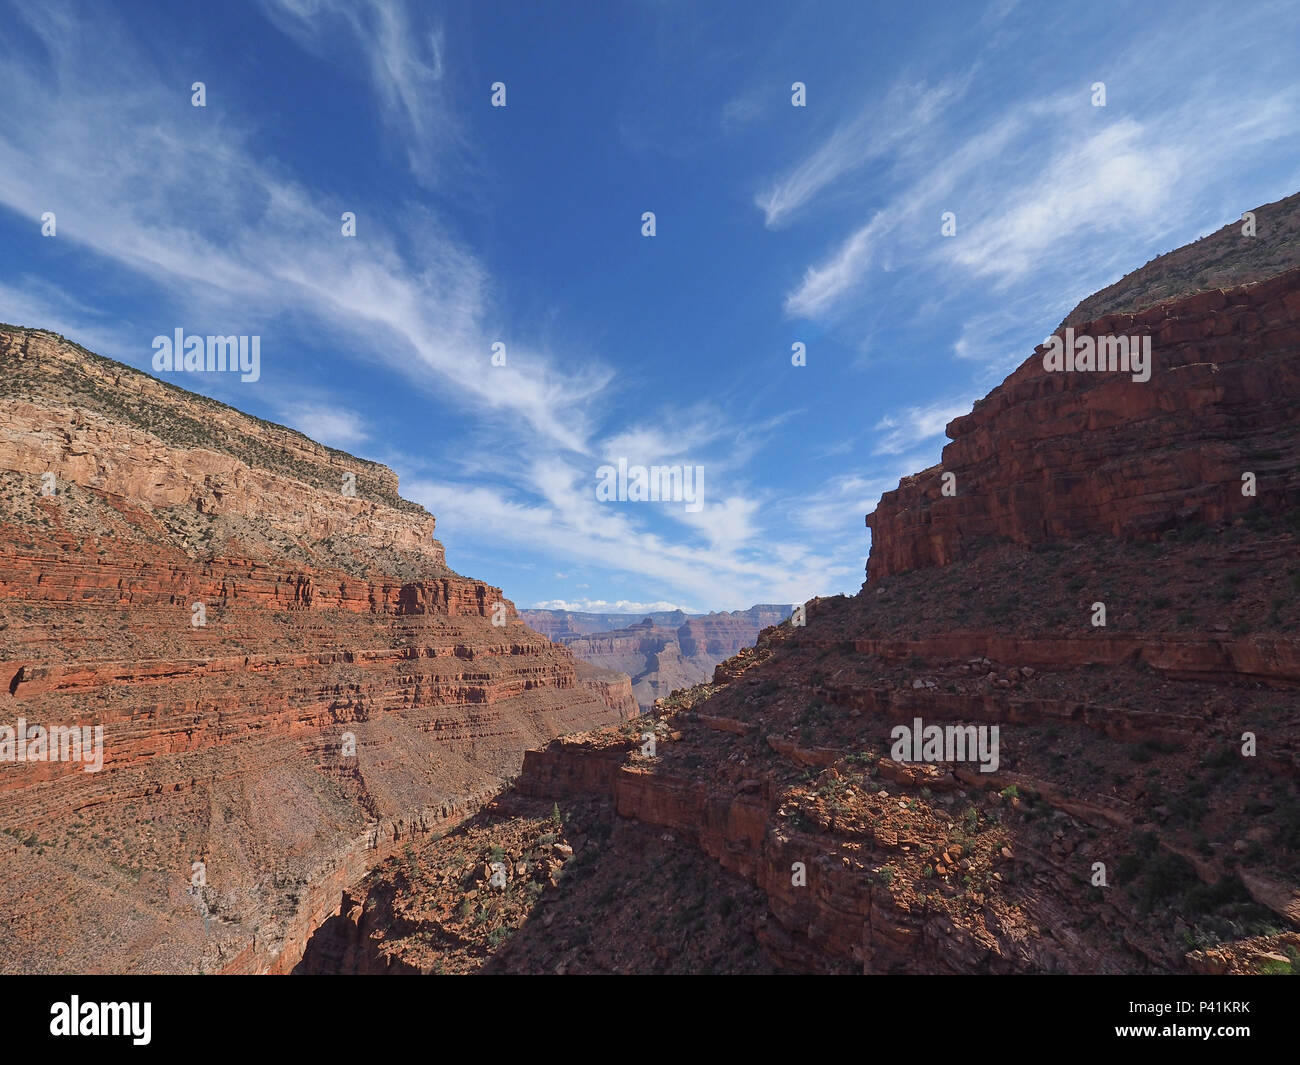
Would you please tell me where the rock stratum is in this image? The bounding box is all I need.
[299,200,1300,975]
[520,606,790,712]
[0,326,630,974]
[867,260,1300,582]
[519,608,697,640]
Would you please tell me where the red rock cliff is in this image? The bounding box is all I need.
[0,326,628,975]
[867,269,1300,581]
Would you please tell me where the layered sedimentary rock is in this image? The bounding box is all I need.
[866,267,1300,581]
[519,608,692,641]
[520,606,789,712]
[571,660,639,720]
[315,205,1300,975]
[0,327,626,975]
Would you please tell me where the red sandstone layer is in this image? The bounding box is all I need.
[866,269,1300,580]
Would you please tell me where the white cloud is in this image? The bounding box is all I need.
[598,416,721,463]
[275,403,370,449]
[0,4,604,454]
[404,473,855,612]
[782,108,1034,320]
[675,494,761,551]
[258,0,461,186]
[945,121,1178,285]
[781,19,1300,325]
[757,75,969,229]
[784,211,888,319]
[0,279,136,361]
[787,455,943,541]
[721,90,763,128]
[872,399,972,457]
[949,293,1076,378]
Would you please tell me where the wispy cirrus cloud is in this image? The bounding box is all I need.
[781,105,1036,319]
[872,398,972,457]
[0,1,604,453]
[942,120,1181,286]
[274,402,371,449]
[405,472,854,612]
[779,12,1300,327]
[258,0,462,187]
[756,74,970,230]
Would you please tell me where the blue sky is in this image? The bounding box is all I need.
[2,0,1298,612]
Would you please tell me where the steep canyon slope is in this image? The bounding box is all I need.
[0,327,630,974]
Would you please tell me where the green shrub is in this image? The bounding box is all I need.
[1259,947,1299,975]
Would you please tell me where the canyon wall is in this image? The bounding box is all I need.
[520,606,790,712]
[519,608,692,641]
[866,267,1300,581]
[0,327,628,975]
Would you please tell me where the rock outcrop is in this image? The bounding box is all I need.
[0,327,628,975]
[1063,189,1300,328]
[866,267,1300,582]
